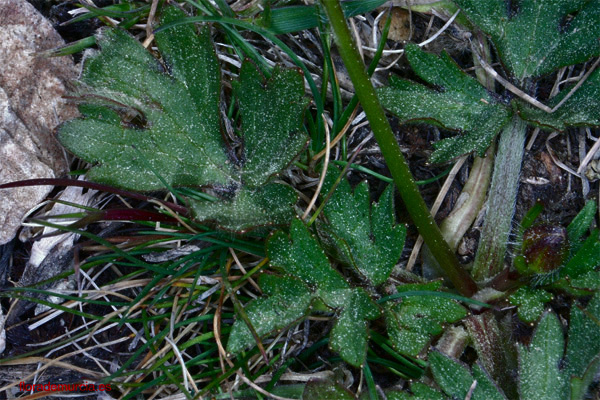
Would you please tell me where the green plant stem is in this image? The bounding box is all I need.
[472,114,527,280]
[319,0,476,297]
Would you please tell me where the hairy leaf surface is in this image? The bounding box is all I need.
[227,274,312,355]
[429,351,507,400]
[377,44,512,163]
[319,167,406,285]
[227,218,382,366]
[385,383,447,400]
[301,379,356,400]
[386,282,467,356]
[509,287,553,322]
[565,294,600,380]
[453,0,600,80]
[518,312,569,399]
[517,70,600,131]
[59,7,307,231]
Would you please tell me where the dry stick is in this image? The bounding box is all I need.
[577,128,600,174]
[320,0,476,296]
[303,117,331,220]
[127,322,200,396]
[546,133,579,177]
[476,50,600,114]
[550,57,600,113]
[229,247,262,293]
[473,49,552,113]
[363,9,460,55]
[371,10,459,72]
[0,357,101,379]
[465,380,478,400]
[221,258,269,364]
[578,130,591,196]
[148,199,198,233]
[525,127,540,151]
[214,286,233,372]
[312,106,357,160]
[307,142,363,227]
[165,336,199,394]
[234,370,297,400]
[0,336,131,394]
[145,0,160,41]
[406,156,468,271]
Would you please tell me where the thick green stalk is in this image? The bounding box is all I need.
[472,115,527,280]
[319,0,476,296]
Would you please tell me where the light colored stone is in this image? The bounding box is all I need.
[0,0,78,244]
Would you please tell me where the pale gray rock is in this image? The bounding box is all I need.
[0,0,78,244]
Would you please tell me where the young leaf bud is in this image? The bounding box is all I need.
[522,225,568,274]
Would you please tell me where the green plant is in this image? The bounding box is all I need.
[377,0,600,280]
[510,200,600,322]
[319,0,477,296]
[424,294,600,400]
[316,0,600,397]
[4,0,600,398]
[58,6,308,232]
[383,281,468,357]
[228,170,406,367]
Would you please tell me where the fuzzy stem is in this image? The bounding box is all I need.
[472,115,527,280]
[319,0,476,296]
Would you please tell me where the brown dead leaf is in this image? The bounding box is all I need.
[379,7,412,42]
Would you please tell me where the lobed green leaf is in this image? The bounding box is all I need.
[385,283,467,356]
[226,274,312,355]
[453,0,600,80]
[567,200,598,246]
[517,70,600,131]
[564,294,600,380]
[377,44,512,163]
[59,6,307,231]
[190,183,298,233]
[329,288,380,367]
[319,167,406,285]
[560,229,600,280]
[509,287,553,322]
[268,218,350,296]
[301,379,356,400]
[230,218,382,366]
[235,63,309,187]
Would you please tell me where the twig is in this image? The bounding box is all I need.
[235,370,297,400]
[303,116,331,219]
[550,57,600,113]
[406,155,468,271]
[472,49,552,113]
[577,128,600,174]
